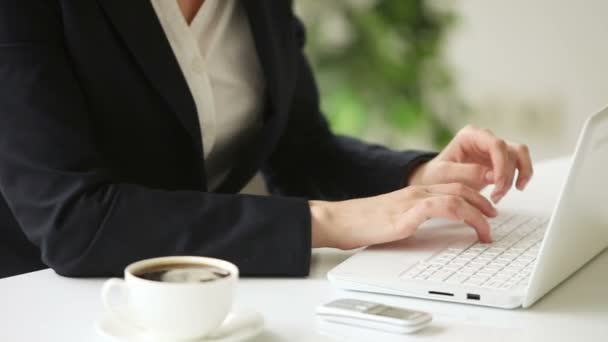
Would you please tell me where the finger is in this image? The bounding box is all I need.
[403,195,492,243]
[462,127,515,202]
[491,149,516,202]
[426,183,497,218]
[511,144,533,190]
[433,162,494,191]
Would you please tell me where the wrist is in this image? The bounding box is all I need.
[407,161,429,186]
[309,200,333,248]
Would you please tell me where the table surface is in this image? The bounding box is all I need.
[1,157,607,342]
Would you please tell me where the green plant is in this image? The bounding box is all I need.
[296,0,461,148]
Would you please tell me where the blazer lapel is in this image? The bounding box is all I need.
[97,0,203,155]
[215,2,299,193]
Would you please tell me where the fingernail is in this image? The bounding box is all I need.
[485,170,494,183]
[516,178,526,190]
[487,203,498,215]
[491,193,502,204]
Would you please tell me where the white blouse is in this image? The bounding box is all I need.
[150,0,266,190]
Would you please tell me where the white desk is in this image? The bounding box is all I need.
[1,157,607,342]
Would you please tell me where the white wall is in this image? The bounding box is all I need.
[440,0,608,159]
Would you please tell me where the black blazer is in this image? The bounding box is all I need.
[0,0,434,278]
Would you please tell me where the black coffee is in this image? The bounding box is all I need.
[134,263,231,283]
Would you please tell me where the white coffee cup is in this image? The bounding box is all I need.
[101,256,238,340]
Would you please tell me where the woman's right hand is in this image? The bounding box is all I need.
[309,183,497,250]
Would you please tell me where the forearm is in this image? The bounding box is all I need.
[5,180,312,277]
[264,121,437,200]
[331,135,438,194]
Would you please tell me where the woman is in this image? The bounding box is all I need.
[0,0,531,278]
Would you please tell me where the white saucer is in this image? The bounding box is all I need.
[96,309,264,342]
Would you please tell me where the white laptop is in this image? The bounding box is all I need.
[328,107,608,309]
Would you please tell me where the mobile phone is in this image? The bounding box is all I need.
[316,299,432,334]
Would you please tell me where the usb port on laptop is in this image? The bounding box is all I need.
[467,293,481,300]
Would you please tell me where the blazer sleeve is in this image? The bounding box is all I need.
[263,14,437,200]
[0,2,310,277]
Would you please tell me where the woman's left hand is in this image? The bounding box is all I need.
[408,125,533,203]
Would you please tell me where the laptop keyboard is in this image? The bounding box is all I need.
[401,214,549,290]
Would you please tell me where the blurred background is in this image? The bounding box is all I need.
[294,0,608,159]
[245,0,608,193]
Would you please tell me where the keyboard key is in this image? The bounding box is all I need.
[476,255,493,262]
[502,252,520,259]
[459,267,477,275]
[493,274,511,282]
[428,272,453,282]
[493,257,510,264]
[489,261,507,268]
[495,268,511,276]
[469,275,490,283]
[460,253,477,260]
[449,259,467,266]
[419,271,433,279]
[476,269,495,276]
[482,280,503,289]
[447,274,469,283]
[503,266,522,274]
[468,247,487,254]
[468,261,487,268]
[509,247,526,254]
[440,264,458,272]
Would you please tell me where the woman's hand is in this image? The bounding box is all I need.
[310,183,497,250]
[408,125,533,203]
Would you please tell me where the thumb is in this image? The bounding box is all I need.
[440,162,493,190]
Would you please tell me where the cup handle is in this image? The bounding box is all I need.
[101,278,133,325]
